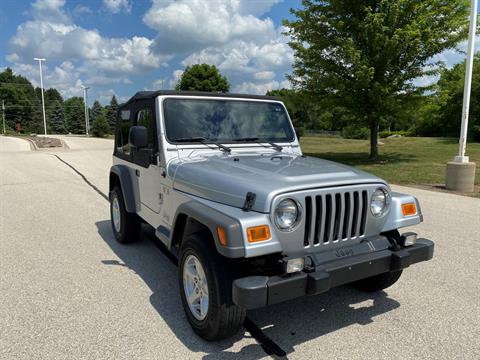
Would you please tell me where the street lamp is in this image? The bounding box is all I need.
[445,0,477,192]
[81,85,90,135]
[34,57,47,136]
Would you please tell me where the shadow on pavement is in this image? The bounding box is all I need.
[96,220,400,359]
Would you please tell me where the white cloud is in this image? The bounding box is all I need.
[12,61,84,98]
[143,0,278,54]
[102,0,131,14]
[73,5,92,15]
[169,70,184,89]
[97,89,126,105]
[233,79,291,95]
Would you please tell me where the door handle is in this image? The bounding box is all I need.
[135,169,140,177]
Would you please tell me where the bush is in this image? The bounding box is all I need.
[342,126,369,139]
[378,130,413,138]
[473,125,480,142]
[91,114,110,137]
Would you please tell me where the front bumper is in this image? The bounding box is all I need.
[232,239,434,309]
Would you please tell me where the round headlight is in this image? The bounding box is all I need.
[370,188,391,217]
[274,199,300,230]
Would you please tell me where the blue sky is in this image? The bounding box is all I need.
[0,0,477,105]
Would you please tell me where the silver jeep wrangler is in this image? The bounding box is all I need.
[109,91,434,341]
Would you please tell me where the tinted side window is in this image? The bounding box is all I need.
[116,109,131,156]
[137,108,155,149]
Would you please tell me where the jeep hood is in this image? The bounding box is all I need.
[169,154,386,213]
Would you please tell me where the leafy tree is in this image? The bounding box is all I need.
[176,64,230,92]
[266,89,311,132]
[91,112,110,137]
[49,100,67,134]
[285,0,469,159]
[63,97,85,134]
[0,68,38,132]
[417,53,480,141]
[106,95,118,132]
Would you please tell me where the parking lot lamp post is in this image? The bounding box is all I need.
[445,0,477,192]
[34,58,47,136]
[2,100,5,134]
[81,85,90,135]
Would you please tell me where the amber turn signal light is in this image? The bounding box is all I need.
[401,202,417,216]
[217,226,228,246]
[247,225,271,243]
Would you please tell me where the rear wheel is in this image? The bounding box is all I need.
[110,186,141,244]
[352,270,403,292]
[179,234,246,341]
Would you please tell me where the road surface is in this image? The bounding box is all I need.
[0,136,31,152]
[1,135,479,359]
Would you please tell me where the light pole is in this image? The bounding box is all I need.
[445,0,477,192]
[34,58,47,136]
[2,100,5,134]
[81,85,90,135]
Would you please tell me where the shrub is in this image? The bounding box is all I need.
[378,130,413,138]
[342,125,369,139]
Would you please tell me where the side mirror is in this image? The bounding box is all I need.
[128,126,148,149]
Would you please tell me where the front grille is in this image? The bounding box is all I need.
[303,190,368,247]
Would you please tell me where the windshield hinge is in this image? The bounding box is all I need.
[242,192,256,212]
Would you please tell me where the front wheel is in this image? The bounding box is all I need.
[351,270,403,292]
[179,234,246,341]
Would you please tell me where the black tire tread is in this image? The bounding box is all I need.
[110,186,141,244]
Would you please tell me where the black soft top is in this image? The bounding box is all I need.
[119,90,281,108]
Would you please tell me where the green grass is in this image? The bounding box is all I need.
[301,136,480,188]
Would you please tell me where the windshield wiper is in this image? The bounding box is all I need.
[233,137,283,152]
[173,137,231,153]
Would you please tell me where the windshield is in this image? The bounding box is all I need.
[163,98,295,143]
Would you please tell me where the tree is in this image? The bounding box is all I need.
[106,95,118,132]
[417,53,480,141]
[176,64,230,92]
[63,97,85,134]
[0,68,38,132]
[285,0,469,160]
[266,89,311,132]
[91,112,110,137]
[89,100,104,126]
[49,100,67,134]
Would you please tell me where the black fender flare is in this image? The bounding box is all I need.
[170,201,245,258]
[109,165,140,213]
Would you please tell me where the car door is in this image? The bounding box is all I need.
[130,100,165,216]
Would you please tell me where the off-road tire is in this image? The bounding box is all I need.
[179,234,246,341]
[352,270,403,292]
[110,186,141,244]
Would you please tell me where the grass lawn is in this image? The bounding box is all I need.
[301,136,480,191]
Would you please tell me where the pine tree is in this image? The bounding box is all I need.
[89,100,104,125]
[91,113,110,137]
[106,95,118,132]
[49,100,67,134]
[64,97,85,134]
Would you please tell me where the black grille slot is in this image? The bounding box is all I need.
[351,191,359,238]
[360,190,368,235]
[314,195,322,244]
[304,196,312,246]
[342,192,351,239]
[323,194,332,243]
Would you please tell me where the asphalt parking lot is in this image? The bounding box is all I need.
[1,135,479,359]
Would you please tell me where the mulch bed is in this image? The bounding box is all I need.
[27,136,63,148]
